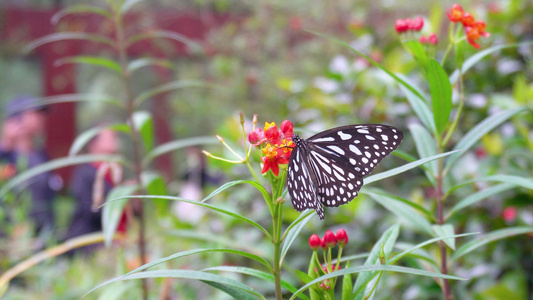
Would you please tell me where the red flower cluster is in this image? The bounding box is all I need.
[248,120,294,176]
[395,17,424,33]
[419,33,438,45]
[446,4,490,48]
[308,229,349,251]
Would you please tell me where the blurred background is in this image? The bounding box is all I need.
[0,0,532,299]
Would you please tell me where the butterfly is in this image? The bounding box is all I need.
[286,124,403,220]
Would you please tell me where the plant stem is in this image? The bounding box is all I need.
[436,147,451,300]
[114,11,148,300]
[272,202,283,300]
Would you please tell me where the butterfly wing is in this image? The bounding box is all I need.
[287,145,325,219]
[307,124,403,208]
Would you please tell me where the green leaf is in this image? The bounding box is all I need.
[449,42,533,84]
[102,185,139,247]
[409,123,438,184]
[451,227,533,262]
[84,270,265,299]
[308,31,426,102]
[280,211,315,265]
[128,58,174,73]
[127,30,203,54]
[24,32,114,54]
[390,233,477,264]
[202,281,259,300]
[365,150,460,185]
[69,123,130,156]
[29,94,121,107]
[352,224,399,299]
[132,111,154,152]
[342,261,353,300]
[444,107,528,172]
[0,154,123,198]
[125,248,271,278]
[446,183,516,219]
[431,224,455,250]
[404,41,429,70]
[201,180,273,215]
[141,171,167,214]
[51,5,112,24]
[291,264,465,300]
[398,82,436,134]
[363,190,434,236]
[54,56,122,73]
[427,59,452,134]
[105,195,271,239]
[203,266,307,299]
[143,136,217,166]
[134,80,220,106]
[362,188,434,221]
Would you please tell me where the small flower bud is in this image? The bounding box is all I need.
[395,19,408,33]
[419,35,428,44]
[323,230,337,248]
[404,18,413,30]
[428,33,438,45]
[336,229,348,247]
[309,234,321,251]
[280,120,293,136]
[412,17,424,31]
[320,238,327,251]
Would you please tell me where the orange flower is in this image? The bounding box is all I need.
[447,4,464,22]
[461,12,476,27]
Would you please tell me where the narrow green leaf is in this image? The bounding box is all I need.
[427,59,452,134]
[105,195,271,239]
[342,261,353,300]
[449,42,533,84]
[365,150,460,185]
[102,185,139,247]
[51,5,112,24]
[134,80,219,106]
[444,107,528,172]
[128,58,174,73]
[203,266,306,299]
[291,264,465,300]
[404,41,429,70]
[451,227,533,261]
[141,171,167,214]
[28,94,121,107]
[0,154,123,198]
[409,123,438,184]
[431,224,455,250]
[362,188,434,221]
[128,248,271,279]
[127,30,203,53]
[363,190,434,236]
[398,83,436,134]
[69,123,130,156]
[352,224,399,299]
[132,111,154,152]
[84,270,265,299]
[390,233,477,264]
[202,281,259,300]
[201,180,273,215]
[55,56,122,73]
[24,32,114,54]
[143,136,218,166]
[447,183,516,219]
[280,211,315,265]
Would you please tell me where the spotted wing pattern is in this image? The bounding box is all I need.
[287,124,403,219]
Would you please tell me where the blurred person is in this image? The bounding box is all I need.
[0,95,57,234]
[65,128,123,240]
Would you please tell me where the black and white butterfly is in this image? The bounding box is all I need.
[287,124,403,220]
